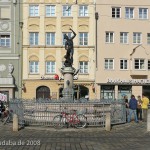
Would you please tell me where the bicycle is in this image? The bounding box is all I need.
[53,108,87,129]
[0,105,13,125]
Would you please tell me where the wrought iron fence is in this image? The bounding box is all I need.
[9,99,126,127]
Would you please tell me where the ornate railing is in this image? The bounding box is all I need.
[9,99,126,127]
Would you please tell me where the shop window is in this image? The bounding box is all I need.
[101,85,115,100]
[118,85,132,100]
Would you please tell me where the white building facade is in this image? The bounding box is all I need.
[96,0,150,100]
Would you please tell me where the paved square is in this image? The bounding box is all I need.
[0,122,149,150]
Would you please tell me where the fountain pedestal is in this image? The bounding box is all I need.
[61,67,76,102]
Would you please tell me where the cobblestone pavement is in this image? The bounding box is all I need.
[0,122,149,150]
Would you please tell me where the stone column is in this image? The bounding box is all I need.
[105,112,111,131]
[61,67,76,102]
[13,114,18,131]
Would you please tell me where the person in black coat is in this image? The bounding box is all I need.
[128,95,138,123]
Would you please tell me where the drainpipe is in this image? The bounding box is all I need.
[94,12,99,98]
[95,12,99,69]
[18,1,23,98]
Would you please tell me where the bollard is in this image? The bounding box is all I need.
[147,107,150,131]
[13,114,18,131]
[105,112,111,131]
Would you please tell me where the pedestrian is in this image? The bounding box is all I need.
[124,95,129,122]
[128,95,138,123]
[136,95,142,121]
[141,93,149,122]
[0,100,5,117]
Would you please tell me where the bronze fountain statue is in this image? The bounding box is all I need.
[63,28,76,67]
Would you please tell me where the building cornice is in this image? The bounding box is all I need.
[23,45,95,48]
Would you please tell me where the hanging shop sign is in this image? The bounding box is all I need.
[41,75,78,80]
[107,78,150,84]
[41,74,59,80]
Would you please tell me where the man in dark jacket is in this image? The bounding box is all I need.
[128,95,138,123]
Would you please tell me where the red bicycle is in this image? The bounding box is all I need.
[53,108,87,129]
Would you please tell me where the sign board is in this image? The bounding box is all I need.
[107,78,150,84]
[41,75,78,80]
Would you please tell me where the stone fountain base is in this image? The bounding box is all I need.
[60,66,76,102]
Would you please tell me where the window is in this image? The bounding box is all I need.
[120,32,128,44]
[46,5,55,16]
[101,85,115,99]
[120,59,128,70]
[125,7,134,19]
[147,33,150,44]
[46,61,55,74]
[0,7,10,19]
[133,32,141,44]
[46,32,55,45]
[134,59,145,70]
[29,5,39,17]
[62,5,71,17]
[0,34,10,47]
[79,32,88,45]
[62,32,71,45]
[79,5,88,16]
[106,32,114,43]
[29,61,39,73]
[79,61,88,73]
[112,7,121,18]
[29,32,39,45]
[118,85,132,100]
[139,8,148,19]
[105,59,114,70]
[148,60,150,70]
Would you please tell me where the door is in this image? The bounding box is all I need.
[36,86,50,99]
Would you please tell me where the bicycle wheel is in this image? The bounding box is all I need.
[2,115,10,125]
[74,114,87,129]
[53,115,64,129]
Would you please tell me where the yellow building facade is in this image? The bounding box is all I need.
[22,0,96,100]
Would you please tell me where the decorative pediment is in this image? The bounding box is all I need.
[79,55,88,61]
[130,45,149,57]
[28,24,39,30]
[45,24,56,30]
[78,24,88,31]
[62,24,72,30]
[45,55,55,61]
[29,55,39,61]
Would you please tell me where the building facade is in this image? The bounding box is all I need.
[96,0,150,100]
[0,0,23,101]
[22,0,96,100]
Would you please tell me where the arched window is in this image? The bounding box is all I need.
[36,86,50,99]
[74,85,89,99]
[59,87,63,98]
